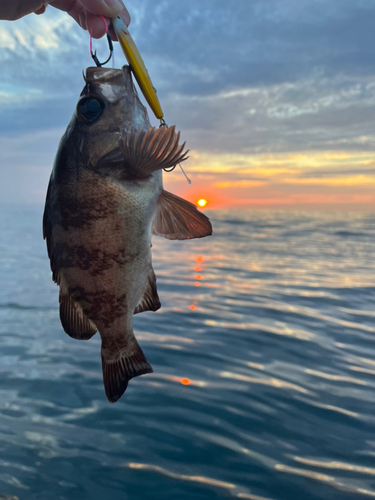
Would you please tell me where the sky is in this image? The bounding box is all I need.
[0,0,375,209]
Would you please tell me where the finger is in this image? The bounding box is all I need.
[117,4,130,27]
[50,0,130,39]
[48,0,76,14]
[79,0,123,18]
[85,13,108,39]
[80,0,131,29]
[49,0,81,24]
[35,5,48,15]
[85,11,130,41]
[0,1,45,20]
[108,25,117,41]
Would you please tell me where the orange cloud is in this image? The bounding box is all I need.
[215,180,266,188]
[163,149,375,210]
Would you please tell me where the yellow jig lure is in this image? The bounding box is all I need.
[112,16,165,124]
[111,17,191,182]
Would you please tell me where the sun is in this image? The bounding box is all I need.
[197,199,208,207]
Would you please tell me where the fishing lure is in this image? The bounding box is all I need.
[112,17,191,182]
[112,16,165,126]
[89,16,190,182]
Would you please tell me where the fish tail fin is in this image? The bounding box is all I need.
[101,337,153,404]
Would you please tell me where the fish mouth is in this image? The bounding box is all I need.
[84,66,126,85]
[82,66,135,104]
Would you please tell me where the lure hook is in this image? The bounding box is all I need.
[90,17,114,67]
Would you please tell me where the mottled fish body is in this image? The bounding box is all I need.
[43,66,212,403]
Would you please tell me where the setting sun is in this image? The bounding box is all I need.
[197,199,208,207]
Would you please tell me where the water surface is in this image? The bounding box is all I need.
[0,206,375,500]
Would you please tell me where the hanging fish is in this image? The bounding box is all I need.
[43,66,212,403]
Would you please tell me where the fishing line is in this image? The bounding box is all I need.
[163,162,191,184]
[160,121,191,184]
[179,164,192,184]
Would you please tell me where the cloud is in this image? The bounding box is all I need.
[215,180,266,188]
[163,74,375,156]
[1,0,375,145]
[0,0,374,207]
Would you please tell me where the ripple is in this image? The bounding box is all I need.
[295,398,360,418]
[1,208,375,500]
[292,457,375,475]
[275,464,375,498]
[126,463,275,500]
[305,369,367,385]
[127,462,236,490]
[219,371,311,394]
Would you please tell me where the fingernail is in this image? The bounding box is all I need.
[104,0,123,13]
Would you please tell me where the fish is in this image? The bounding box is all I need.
[43,66,212,403]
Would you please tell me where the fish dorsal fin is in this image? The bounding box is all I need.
[134,268,161,314]
[59,292,97,340]
[153,190,213,240]
[43,181,60,284]
[96,126,189,179]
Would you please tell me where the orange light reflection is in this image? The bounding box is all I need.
[181,378,191,385]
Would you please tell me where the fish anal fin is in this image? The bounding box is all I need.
[153,189,213,240]
[101,338,153,403]
[134,268,161,314]
[59,292,97,340]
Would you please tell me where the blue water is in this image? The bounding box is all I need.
[0,206,375,500]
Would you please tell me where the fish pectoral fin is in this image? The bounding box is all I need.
[120,126,189,177]
[134,268,161,314]
[96,126,189,178]
[101,338,153,404]
[153,189,213,240]
[59,292,97,340]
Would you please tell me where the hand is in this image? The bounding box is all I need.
[0,0,130,40]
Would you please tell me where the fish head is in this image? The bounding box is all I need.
[72,65,151,167]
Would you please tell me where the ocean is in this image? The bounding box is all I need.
[0,205,374,500]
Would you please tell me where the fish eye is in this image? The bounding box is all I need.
[77,97,105,123]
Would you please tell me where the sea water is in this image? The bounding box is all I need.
[0,206,374,500]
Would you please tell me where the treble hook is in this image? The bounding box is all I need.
[90,17,114,67]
